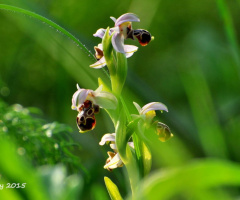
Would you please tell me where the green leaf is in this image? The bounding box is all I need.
[0,4,94,59]
[0,137,50,200]
[133,159,240,200]
[102,27,116,78]
[140,141,152,176]
[104,177,123,200]
[115,108,128,161]
[115,52,127,95]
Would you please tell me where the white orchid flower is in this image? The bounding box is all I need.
[94,13,140,53]
[133,102,173,142]
[71,84,117,112]
[99,133,134,171]
[133,102,168,121]
[90,43,138,69]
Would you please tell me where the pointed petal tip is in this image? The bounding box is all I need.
[93,28,106,39]
[115,13,140,26]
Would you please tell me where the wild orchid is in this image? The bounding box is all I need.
[93,13,152,53]
[133,102,173,142]
[71,84,117,132]
[71,13,172,199]
[99,133,134,170]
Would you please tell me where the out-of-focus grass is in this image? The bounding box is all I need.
[0,0,240,199]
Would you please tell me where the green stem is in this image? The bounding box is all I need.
[216,0,240,78]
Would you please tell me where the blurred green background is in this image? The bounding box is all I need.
[0,0,240,199]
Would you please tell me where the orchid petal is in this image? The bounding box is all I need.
[110,27,120,34]
[110,143,117,150]
[112,33,125,53]
[77,89,91,106]
[128,142,134,149]
[110,16,117,23]
[124,45,138,58]
[99,133,116,146]
[115,13,140,26]
[71,89,81,110]
[97,43,103,50]
[90,57,107,69]
[76,84,81,90]
[104,152,123,170]
[133,102,142,114]
[93,28,106,39]
[141,102,168,115]
[71,89,90,110]
[94,91,118,109]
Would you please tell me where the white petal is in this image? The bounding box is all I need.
[110,27,120,34]
[133,102,142,114]
[72,89,91,110]
[71,90,81,110]
[115,13,140,26]
[76,84,81,90]
[110,16,117,22]
[104,153,123,169]
[93,28,106,39]
[110,143,117,150]
[97,43,103,50]
[90,57,107,69]
[128,142,134,149]
[99,133,116,146]
[94,91,118,109]
[124,45,138,58]
[141,102,168,115]
[112,33,125,53]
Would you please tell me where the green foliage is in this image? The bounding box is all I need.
[104,177,123,200]
[0,134,82,200]
[0,100,83,174]
[133,160,240,200]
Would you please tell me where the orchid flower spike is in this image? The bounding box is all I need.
[99,133,134,171]
[90,43,138,69]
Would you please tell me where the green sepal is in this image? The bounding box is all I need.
[133,122,153,177]
[102,27,116,77]
[140,141,152,176]
[126,117,141,141]
[104,177,123,200]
